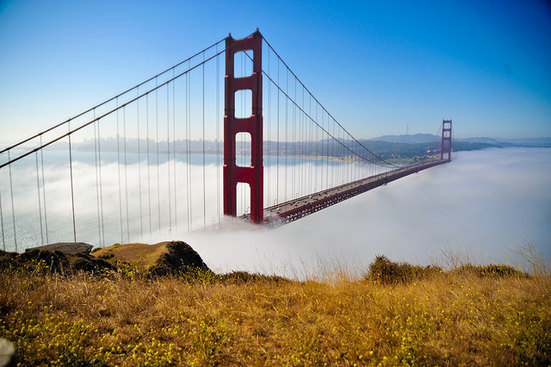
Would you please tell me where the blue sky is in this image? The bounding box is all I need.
[1,0,550,143]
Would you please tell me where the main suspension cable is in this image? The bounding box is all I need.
[1,38,227,155]
[1,48,226,170]
[260,35,398,168]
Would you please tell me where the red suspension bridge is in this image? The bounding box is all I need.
[0,30,452,252]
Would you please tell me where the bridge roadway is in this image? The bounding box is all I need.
[262,158,449,225]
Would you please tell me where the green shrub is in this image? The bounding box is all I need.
[365,255,441,284]
[454,263,528,278]
[217,270,290,284]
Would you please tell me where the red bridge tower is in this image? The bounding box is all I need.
[223,31,263,223]
[441,119,452,161]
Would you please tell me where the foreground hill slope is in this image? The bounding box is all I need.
[0,249,549,366]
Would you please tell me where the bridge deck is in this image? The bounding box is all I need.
[263,159,449,225]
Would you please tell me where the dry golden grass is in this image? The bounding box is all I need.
[92,243,170,270]
[0,258,550,366]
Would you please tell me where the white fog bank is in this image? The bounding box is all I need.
[172,147,551,277]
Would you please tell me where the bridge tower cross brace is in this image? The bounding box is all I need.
[224,31,264,223]
[441,119,452,161]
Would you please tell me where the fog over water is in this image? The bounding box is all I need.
[0,151,384,253]
[177,147,551,276]
[1,147,549,277]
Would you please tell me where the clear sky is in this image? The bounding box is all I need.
[1,0,550,143]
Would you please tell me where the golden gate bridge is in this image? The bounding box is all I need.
[0,30,452,252]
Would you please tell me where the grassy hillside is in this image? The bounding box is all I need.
[0,254,549,366]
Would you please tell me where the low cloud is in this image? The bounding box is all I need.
[176,148,551,276]
[1,148,549,277]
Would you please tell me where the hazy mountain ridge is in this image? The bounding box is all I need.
[460,136,551,147]
[4,135,549,163]
[371,133,438,144]
[371,134,551,147]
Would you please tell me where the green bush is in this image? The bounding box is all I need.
[454,263,527,278]
[365,255,442,284]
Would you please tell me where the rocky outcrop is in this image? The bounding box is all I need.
[25,242,93,255]
[93,241,211,276]
[0,248,114,275]
[1,241,209,278]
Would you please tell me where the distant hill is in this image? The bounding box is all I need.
[372,134,551,148]
[371,134,438,144]
[358,139,495,161]
[459,137,508,145]
[461,137,551,147]
[502,137,551,146]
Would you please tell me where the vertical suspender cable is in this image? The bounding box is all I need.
[167,83,172,231]
[216,47,221,222]
[117,100,124,243]
[330,117,333,186]
[202,53,206,227]
[173,69,178,230]
[301,88,305,194]
[333,122,340,186]
[0,185,4,249]
[321,113,325,190]
[155,78,161,233]
[337,128,340,184]
[326,115,329,187]
[93,110,101,244]
[319,112,323,190]
[276,58,280,204]
[315,104,318,191]
[309,96,312,192]
[343,130,346,183]
[328,116,331,186]
[322,112,325,188]
[137,89,144,239]
[293,83,297,197]
[97,113,105,245]
[285,68,288,201]
[186,64,190,230]
[187,61,192,230]
[190,60,194,228]
[329,118,333,186]
[123,106,130,241]
[146,94,152,237]
[325,114,328,189]
[66,125,76,244]
[266,47,270,206]
[8,151,18,250]
[324,115,328,187]
[40,135,49,244]
[302,96,305,192]
[342,129,346,179]
[346,131,350,183]
[35,152,44,246]
[335,128,339,184]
